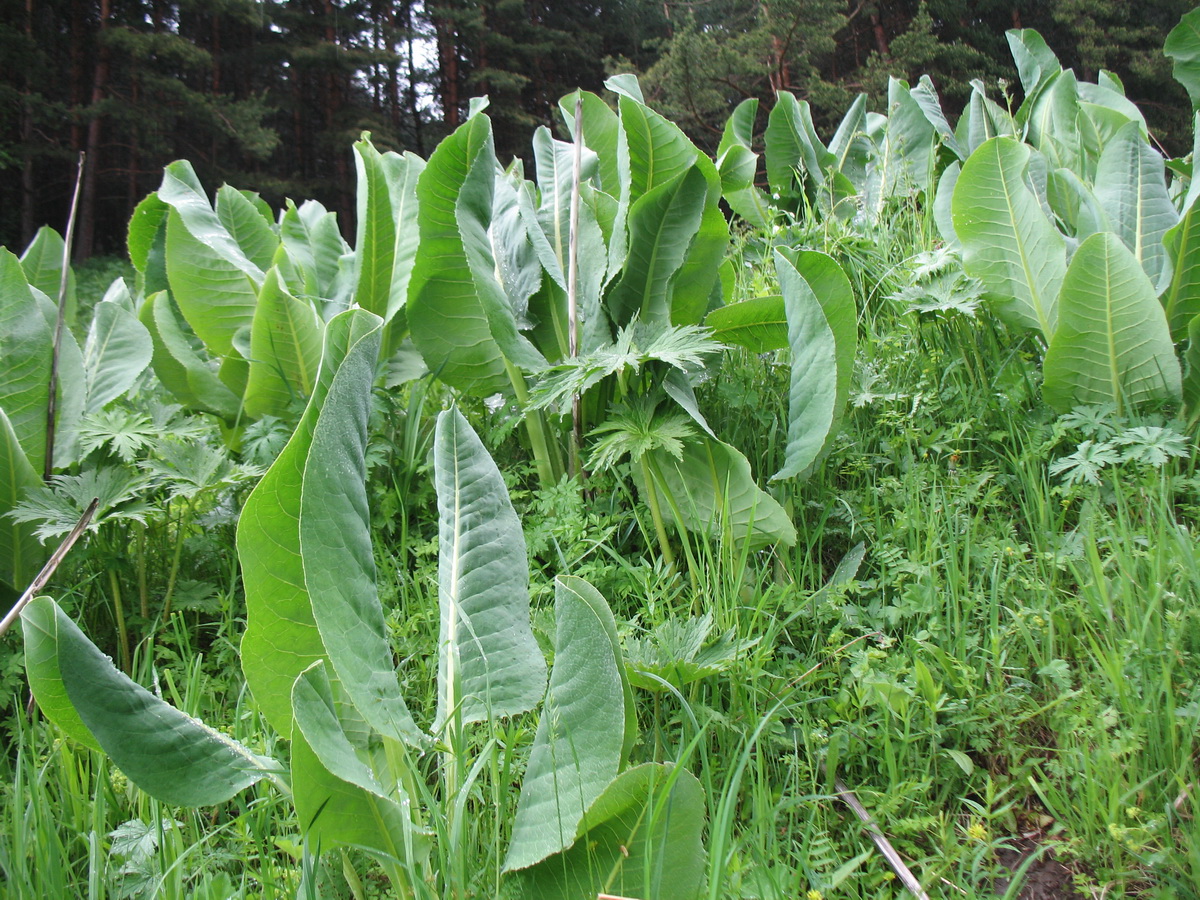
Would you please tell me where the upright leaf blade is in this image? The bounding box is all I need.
[243,268,324,419]
[953,137,1066,337]
[82,298,153,414]
[0,250,53,472]
[434,407,547,730]
[1166,8,1200,109]
[1043,232,1182,413]
[0,409,41,591]
[238,309,382,735]
[505,577,631,871]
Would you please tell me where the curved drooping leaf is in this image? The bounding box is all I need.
[1026,70,1085,175]
[165,209,259,358]
[1043,232,1182,414]
[953,137,1065,337]
[19,226,75,319]
[1093,120,1178,288]
[704,295,787,353]
[127,192,170,296]
[505,577,632,872]
[238,309,383,735]
[82,296,153,414]
[719,144,771,228]
[606,165,708,327]
[773,250,856,482]
[884,77,939,194]
[647,436,797,549]
[139,291,241,421]
[22,596,274,806]
[957,81,1015,158]
[933,162,961,246]
[433,407,547,730]
[22,595,101,750]
[618,93,699,201]
[300,315,423,746]
[243,268,323,419]
[509,763,706,900]
[0,250,53,471]
[1166,8,1200,109]
[765,92,835,197]
[1007,28,1062,99]
[718,98,758,157]
[158,160,264,285]
[0,408,40,591]
[279,199,350,303]
[409,115,543,396]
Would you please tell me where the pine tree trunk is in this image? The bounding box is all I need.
[76,0,112,263]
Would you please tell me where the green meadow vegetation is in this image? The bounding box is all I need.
[4,10,1200,900]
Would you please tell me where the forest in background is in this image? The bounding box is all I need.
[2,0,1195,259]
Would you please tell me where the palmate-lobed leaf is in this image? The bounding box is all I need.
[22,596,275,806]
[1043,231,1182,414]
[238,309,387,736]
[434,407,547,730]
[504,577,633,872]
[953,136,1066,338]
[508,762,706,900]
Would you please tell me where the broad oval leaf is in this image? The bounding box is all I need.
[22,596,274,806]
[216,185,279,274]
[83,297,153,414]
[1043,231,1182,414]
[509,762,706,900]
[953,137,1065,337]
[1166,8,1200,109]
[505,577,632,871]
[434,407,547,730]
[704,295,787,353]
[243,268,323,419]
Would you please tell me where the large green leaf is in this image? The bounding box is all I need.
[505,577,632,871]
[243,268,324,419]
[299,314,423,746]
[559,89,622,199]
[22,596,274,806]
[82,291,153,414]
[647,436,797,549]
[433,407,547,730]
[279,199,350,302]
[765,92,836,197]
[21,595,100,750]
[1166,8,1200,109]
[0,408,41,592]
[138,291,241,421]
[238,309,380,735]
[19,226,75,321]
[409,115,543,396]
[165,208,260,358]
[158,160,264,285]
[1006,28,1062,98]
[1163,195,1200,339]
[1044,232,1182,414]
[1183,313,1200,421]
[127,192,170,296]
[509,763,706,900]
[606,165,708,327]
[953,137,1065,337]
[352,139,423,323]
[884,77,939,194]
[773,250,856,482]
[1093,120,1178,288]
[0,250,53,472]
[618,93,700,201]
[704,295,787,353]
[215,185,279,274]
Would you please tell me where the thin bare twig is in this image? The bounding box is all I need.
[834,775,932,900]
[0,497,99,639]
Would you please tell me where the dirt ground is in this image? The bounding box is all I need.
[992,839,1083,899]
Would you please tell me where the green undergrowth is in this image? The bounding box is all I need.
[4,219,1200,898]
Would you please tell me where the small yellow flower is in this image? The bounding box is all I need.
[806,891,824,900]
[967,820,988,842]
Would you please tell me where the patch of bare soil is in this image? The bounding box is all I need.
[991,839,1083,899]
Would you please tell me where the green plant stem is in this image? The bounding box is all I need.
[506,361,561,488]
[137,524,149,618]
[639,454,675,569]
[161,501,191,620]
[108,568,130,673]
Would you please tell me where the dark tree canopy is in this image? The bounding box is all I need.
[0,0,1193,256]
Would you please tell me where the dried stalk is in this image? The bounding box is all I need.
[834,775,931,900]
[0,497,99,639]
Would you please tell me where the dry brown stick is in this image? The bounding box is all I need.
[834,775,932,900]
[0,497,99,638]
[44,151,86,481]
